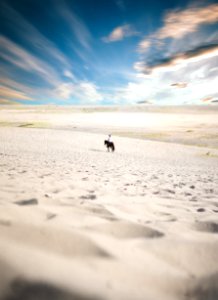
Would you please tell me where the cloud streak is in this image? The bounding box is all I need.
[115,0,126,11]
[0,2,70,68]
[0,98,18,105]
[57,0,92,50]
[0,35,62,87]
[0,86,32,100]
[136,44,218,74]
[171,82,188,88]
[103,24,138,42]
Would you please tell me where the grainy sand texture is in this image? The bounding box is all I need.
[0,105,218,300]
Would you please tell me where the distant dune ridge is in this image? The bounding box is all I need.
[0,106,218,300]
[0,105,218,148]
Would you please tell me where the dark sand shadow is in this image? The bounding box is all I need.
[4,278,101,300]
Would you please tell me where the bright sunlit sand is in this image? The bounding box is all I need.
[0,105,218,300]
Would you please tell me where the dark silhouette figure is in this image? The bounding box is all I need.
[104,140,115,152]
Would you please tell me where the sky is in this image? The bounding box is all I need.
[0,0,218,105]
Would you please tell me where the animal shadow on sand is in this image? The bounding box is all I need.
[4,278,100,300]
[89,149,105,153]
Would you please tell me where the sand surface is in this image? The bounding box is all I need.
[0,106,218,300]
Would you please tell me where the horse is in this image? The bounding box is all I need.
[104,140,115,152]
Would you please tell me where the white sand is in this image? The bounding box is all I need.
[0,107,218,300]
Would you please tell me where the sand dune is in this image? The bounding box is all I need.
[0,108,218,299]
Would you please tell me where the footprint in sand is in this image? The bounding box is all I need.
[196,208,205,212]
[14,198,38,206]
[185,192,192,196]
[189,196,197,202]
[192,221,218,233]
[46,213,57,220]
[0,219,11,226]
[88,221,164,239]
[81,205,118,221]
[79,194,97,200]
[153,191,160,195]
[165,189,175,194]
[50,189,61,194]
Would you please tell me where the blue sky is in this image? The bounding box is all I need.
[0,0,217,105]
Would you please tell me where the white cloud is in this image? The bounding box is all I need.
[111,48,218,105]
[63,70,75,80]
[79,82,103,102]
[56,83,74,99]
[133,4,218,106]
[138,39,151,53]
[56,81,103,103]
[133,61,146,73]
[137,3,218,54]
[103,24,138,43]
[119,81,153,102]
[157,4,218,40]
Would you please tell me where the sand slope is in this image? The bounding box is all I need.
[0,127,218,300]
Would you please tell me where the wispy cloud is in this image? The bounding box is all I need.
[201,94,218,103]
[0,33,102,104]
[0,76,55,103]
[103,24,138,42]
[201,96,213,102]
[0,86,32,100]
[0,98,18,105]
[0,77,34,95]
[115,0,126,11]
[57,0,92,50]
[137,40,151,53]
[0,35,61,87]
[56,83,73,100]
[0,2,70,68]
